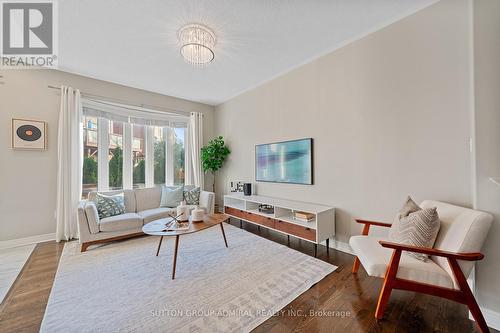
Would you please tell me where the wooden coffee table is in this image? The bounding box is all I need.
[142,213,230,279]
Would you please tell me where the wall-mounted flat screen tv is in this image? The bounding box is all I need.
[255,138,313,185]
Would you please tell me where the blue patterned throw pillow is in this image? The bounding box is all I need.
[95,193,126,219]
[184,186,200,205]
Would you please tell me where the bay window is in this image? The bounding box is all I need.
[173,128,185,185]
[81,99,188,198]
[153,127,166,185]
[133,124,146,189]
[82,116,98,198]
[109,121,123,190]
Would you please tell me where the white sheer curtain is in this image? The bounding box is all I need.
[56,86,83,242]
[185,112,204,189]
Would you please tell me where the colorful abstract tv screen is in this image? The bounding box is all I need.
[255,138,313,185]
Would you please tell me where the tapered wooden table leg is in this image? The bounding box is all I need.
[171,235,180,280]
[155,236,163,256]
[220,223,228,247]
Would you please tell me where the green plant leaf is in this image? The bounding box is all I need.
[200,136,230,173]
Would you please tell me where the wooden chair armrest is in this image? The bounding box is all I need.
[355,219,392,236]
[379,241,484,261]
[356,219,392,228]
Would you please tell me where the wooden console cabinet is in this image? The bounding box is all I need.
[224,194,335,255]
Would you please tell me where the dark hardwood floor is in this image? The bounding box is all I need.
[0,219,493,333]
[0,241,64,332]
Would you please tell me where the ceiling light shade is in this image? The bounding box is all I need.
[178,24,216,67]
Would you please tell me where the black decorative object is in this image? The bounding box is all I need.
[243,183,252,196]
[11,118,47,150]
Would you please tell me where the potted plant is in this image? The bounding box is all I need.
[201,136,230,194]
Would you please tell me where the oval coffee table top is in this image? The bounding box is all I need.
[142,213,230,236]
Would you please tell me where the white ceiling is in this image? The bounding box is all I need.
[59,0,438,105]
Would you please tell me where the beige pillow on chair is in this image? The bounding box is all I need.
[389,196,441,261]
[389,196,420,240]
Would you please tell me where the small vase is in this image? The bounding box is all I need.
[177,201,190,221]
[192,205,205,222]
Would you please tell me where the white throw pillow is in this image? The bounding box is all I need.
[160,185,184,208]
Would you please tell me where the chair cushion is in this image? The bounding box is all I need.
[98,213,143,232]
[420,200,493,285]
[138,207,176,224]
[349,235,454,289]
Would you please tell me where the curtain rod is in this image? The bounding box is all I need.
[47,85,192,117]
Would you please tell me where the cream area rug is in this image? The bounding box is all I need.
[41,223,336,333]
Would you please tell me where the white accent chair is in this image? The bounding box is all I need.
[77,186,214,252]
[349,200,493,333]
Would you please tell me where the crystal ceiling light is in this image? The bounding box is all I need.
[178,24,216,67]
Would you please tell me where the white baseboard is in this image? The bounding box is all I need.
[0,233,56,250]
[482,307,500,331]
[469,307,500,331]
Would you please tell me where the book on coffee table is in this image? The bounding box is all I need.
[165,221,190,231]
[145,219,190,232]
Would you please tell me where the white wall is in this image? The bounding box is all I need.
[0,69,214,241]
[473,0,500,316]
[215,0,473,246]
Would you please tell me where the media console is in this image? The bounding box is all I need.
[223,193,335,256]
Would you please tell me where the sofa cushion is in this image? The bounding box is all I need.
[88,190,136,213]
[160,185,184,208]
[184,186,200,205]
[98,213,143,232]
[349,235,454,289]
[135,187,161,212]
[138,207,176,224]
[94,193,126,219]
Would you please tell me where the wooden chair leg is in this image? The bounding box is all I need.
[465,293,490,333]
[375,249,402,319]
[448,258,490,333]
[352,257,361,273]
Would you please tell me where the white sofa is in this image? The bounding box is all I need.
[77,186,214,252]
